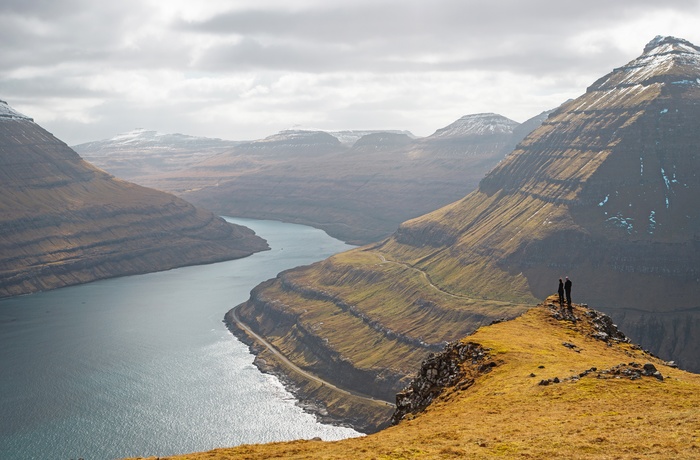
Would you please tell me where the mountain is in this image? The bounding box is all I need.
[74,114,545,245]
[178,113,539,244]
[133,302,700,459]
[223,36,700,431]
[326,129,416,146]
[73,128,244,182]
[0,101,268,299]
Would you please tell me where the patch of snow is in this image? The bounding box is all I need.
[429,113,518,138]
[605,213,634,234]
[661,167,671,189]
[640,157,644,176]
[660,108,669,114]
[598,195,609,207]
[648,211,657,234]
[0,100,33,121]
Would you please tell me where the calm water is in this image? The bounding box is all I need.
[0,218,360,460]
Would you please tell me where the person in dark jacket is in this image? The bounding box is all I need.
[564,277,572,308]
[558,278,565,307]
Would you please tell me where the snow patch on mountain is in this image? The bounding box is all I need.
[0,100,33,121]
[429,113,519,139]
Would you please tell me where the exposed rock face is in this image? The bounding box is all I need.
[76,114,546,245]
[391,341,492,425]
[0,102,268,298]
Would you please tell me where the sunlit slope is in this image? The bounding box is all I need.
[142,302,700,459]
[231,245,529,431]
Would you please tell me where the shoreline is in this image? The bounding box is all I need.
[223,305,394,434]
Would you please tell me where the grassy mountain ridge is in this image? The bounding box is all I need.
[133,301,700,459]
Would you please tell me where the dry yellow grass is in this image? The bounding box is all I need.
[131,300,700,460]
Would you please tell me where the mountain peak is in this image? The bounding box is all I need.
[0,100,33,122]
[588,36,700,92]
[643,35,700,54]
[429,113,519,139]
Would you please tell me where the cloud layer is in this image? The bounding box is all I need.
[2,0,699,144]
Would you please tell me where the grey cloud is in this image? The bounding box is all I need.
[0,1,167,71]
[181,0,687,75]
[181,0,691,42]
[0,0,86,18]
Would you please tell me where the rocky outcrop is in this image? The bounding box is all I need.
[391,341,493,425]
[0,102,268,298]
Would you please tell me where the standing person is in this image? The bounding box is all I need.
[564,277,572,308]
[558,278,565,307]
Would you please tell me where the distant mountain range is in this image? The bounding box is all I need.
[74,112,550,244]
[225,36,700,432]
[0,101,268,299]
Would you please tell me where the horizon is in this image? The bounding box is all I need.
[2,1,700,145]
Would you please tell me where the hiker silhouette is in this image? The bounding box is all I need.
[564,277,572,308]
[558,278,565,306]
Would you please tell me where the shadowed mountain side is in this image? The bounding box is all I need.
[134,302,700,460]
[0,104,268,299]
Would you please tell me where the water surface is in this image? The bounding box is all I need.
[0,218,360,459]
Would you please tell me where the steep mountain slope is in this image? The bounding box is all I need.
[76,115,543,245]
[388,35,700,368]
[223,36,700,431]
[137,302,700,459]
[0,101,268,299]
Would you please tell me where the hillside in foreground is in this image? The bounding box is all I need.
[132,300,700,459]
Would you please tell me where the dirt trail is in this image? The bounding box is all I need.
[230,306,395,407]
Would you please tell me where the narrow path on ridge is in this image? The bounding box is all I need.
[372,252,516,307]
[229,306,395,407]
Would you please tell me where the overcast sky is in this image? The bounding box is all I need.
[2,0,700,145]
